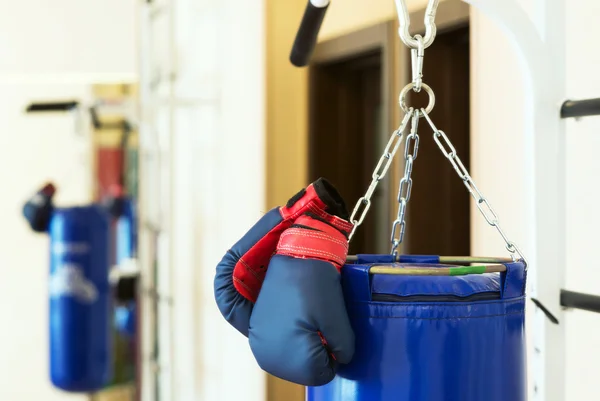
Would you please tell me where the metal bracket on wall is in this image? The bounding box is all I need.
[89,105,134,133]
[25,100,85,137]
[560,98,600,119]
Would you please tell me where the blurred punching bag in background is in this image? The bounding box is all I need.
[48,205,113,392]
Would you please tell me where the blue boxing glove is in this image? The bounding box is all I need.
[22,183,56,233]
[248,212,355,386]
[214,178,350,337]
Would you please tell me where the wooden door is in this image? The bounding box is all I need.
[403,26,470,256]
[308,51,384,255]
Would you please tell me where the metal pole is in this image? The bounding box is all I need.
[560,290,600,314]
[560,98,600,119]
[289,0,331,67]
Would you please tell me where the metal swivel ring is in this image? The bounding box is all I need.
[399,82,435,116]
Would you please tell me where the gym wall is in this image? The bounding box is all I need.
[136,1,267,400]
[472,1,600,400]
[319,0,431,40]
[471,0,594,399]
[0,0,136,80]
[0,1,136,400]
[561,2,600,396]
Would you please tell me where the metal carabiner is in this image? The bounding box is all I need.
[395,0,439,49]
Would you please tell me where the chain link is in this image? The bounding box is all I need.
[421,109,528,267]
[348,111,413,241]
[390,110,420,256]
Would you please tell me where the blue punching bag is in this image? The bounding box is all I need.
[48,205,113,392]
[113,198,138,338]
[308,254,527,401]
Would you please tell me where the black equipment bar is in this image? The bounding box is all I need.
[25,101,79,113]
[560,289,600,314]
[560,98,600,119]
[290,0,330,67]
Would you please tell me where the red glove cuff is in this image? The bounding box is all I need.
[233,178,351,302]
[276,214,350,271]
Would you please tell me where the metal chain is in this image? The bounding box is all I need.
[390,110,420,256]
[348,0,526,267]
[350,0,436,245]
[420,109,528,267]
[348,111,413,241]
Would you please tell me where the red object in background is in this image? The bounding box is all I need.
[96,147,124,202]
[96,146,125,269]
[41,183,57,197]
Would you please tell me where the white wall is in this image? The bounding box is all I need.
[0,0,136,400]
[469,6,537,399]
[563,0,600,397]
[471,0,600,400]
[0,0,136,80]
[320,0,431,39]
[137,0,266,400]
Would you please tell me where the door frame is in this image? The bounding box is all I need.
[309,21,397,254]
[307,0,470,255]
[396,0,469,253]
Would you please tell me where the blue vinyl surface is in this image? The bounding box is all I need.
[115,197,136,264]
[307,255,527,401]
[115,303,136,337]
[214,208,284,336]
[48,205,112,392]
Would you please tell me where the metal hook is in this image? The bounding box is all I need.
[395,0,439,49]
[411,35,425,92]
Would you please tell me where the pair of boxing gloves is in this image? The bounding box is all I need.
[214,178,355,386]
